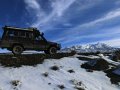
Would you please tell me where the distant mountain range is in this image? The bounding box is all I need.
[61,43,117,53]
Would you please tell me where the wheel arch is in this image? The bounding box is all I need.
[48,45,57,49]
[12,43,25,50]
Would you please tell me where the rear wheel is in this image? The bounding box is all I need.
[12,45,23,55]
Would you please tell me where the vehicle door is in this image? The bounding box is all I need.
[19,31,34,49]
[34,36,47,50]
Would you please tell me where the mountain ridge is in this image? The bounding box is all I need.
[61,43,117,53]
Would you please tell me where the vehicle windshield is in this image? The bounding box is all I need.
[35,35,44,40]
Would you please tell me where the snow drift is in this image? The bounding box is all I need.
[0,57,119,90]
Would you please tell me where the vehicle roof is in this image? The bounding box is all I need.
[3,26,37,32]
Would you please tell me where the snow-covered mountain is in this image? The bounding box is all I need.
[62,43,117,53]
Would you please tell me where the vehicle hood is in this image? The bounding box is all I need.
[47,41,57,45]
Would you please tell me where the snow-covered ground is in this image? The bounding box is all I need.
[0,56,119,90]
[98,54,120,66]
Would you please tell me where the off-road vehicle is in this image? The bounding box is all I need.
[0,26,61,54]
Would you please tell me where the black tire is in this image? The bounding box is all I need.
[12,45,23,55]
[48,47,57,54]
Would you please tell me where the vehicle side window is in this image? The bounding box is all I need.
[35,36,43,40]
[20,31,26,37]
[26,32,33,39]
[5,30,34,39]
[6,30,19,37]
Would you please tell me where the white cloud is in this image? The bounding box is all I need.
[60,8,120,43]
[77,38,120,48]
[24,0,103,31]
[54,26,120,45]
[89,38,120,48]
[24,0,76,28]
[102,39,120,47]
[51,0,76,17]
[75,0,103,11]
[76,8,120,28]
[33,0,77,28]
[24,0,46,26]
[24,0,40,10]
[115,0,120,5]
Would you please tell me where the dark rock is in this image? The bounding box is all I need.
[86,69,93,72]
[77,56,95,61]
[81,59,109,71]
[57,85,65,89]
[48,83,51,85]
[10,80,21,87]
[75,87,85,90]
[105,68,120,85]
[67,69,75,73]
[0,53,75,67]
[42,72,49,77]
[50,65,59,71]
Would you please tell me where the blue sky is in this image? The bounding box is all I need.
[0,0,120,47]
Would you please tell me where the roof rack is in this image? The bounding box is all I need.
[3,26,38,31]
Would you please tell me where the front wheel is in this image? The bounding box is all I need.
[45,47,57,54]
[12,45,23,55]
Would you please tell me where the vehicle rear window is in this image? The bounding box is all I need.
[8,30,14,37]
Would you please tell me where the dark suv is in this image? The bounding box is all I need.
[0,26,61,54]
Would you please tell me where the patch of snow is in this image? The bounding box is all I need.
[0,57,119,90]
[22,51,44,54]
[98,54,120,66]
[74,54,100,59]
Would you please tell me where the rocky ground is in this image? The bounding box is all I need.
[0,52,119,90]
